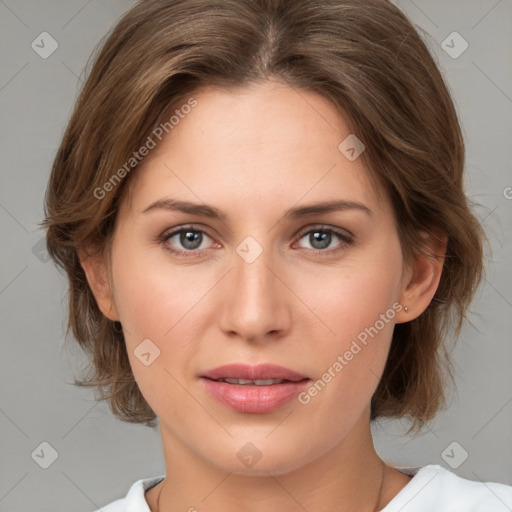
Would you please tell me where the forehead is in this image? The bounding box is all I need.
[121,81,386,217]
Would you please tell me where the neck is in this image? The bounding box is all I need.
[147,413,410,512]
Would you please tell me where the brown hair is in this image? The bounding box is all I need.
[43,0,485,431]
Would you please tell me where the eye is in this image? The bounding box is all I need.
[295,226,353,253]
[158,224,354,258]
[160,226,215,257]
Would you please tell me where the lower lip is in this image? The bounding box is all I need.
[200,378,310,413]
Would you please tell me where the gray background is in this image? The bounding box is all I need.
[0,0,511,510]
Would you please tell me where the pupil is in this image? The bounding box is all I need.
[181,230,202,250]
[311,231,330,249]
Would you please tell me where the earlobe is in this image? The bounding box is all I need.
[78,247,120,321]
[395,232,447,324]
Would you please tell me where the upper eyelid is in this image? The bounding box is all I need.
[295,224,353,239]
[163,224,214,237]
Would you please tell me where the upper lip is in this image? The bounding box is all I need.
[200,363,309,382]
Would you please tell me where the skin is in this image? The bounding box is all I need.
[81,79,445,511]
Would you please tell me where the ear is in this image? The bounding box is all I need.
[395,231,447,324]
[78,246,120,322]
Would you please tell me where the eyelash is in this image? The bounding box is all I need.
[158,224,354,259]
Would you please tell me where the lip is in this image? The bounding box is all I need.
[200,363,308,381]
[200,363,310,414]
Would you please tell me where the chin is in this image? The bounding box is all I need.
[203,437,318,477]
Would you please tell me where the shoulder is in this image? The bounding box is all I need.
[381,465,512,512]
[92,475,165,512]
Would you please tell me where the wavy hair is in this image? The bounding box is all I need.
[43,0,486,431]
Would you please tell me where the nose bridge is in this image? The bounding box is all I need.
[235,247,275,300]
[218,238,290,340]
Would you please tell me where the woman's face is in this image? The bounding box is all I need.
[105,80,410,474]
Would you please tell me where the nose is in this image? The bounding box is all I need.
[217,244,292,343]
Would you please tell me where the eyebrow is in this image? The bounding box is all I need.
[142,198,372,219]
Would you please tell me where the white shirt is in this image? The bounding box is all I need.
[94,464,512,511]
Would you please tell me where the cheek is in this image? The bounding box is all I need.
[109,246,206,417]
[296,278,398,432]
[108,241,196,379]
[301,249,402,346]
[110,237,208,340]
[293,246,402,407]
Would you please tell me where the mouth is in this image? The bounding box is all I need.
[206,377,306,385]
[199,363,311,413]
[200,362,309,382]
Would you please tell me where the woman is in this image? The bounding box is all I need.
[43,0,512,510]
